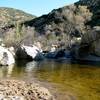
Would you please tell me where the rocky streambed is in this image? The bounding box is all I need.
[0,79,54,100]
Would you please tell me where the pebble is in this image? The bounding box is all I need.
[0,79,54,100]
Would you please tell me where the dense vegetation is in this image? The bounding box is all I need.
[0,0,100,57]
[0,7,36,47]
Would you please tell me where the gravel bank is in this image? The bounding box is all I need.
[0,79,54,100]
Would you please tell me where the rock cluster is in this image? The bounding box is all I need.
[0,79,54,100]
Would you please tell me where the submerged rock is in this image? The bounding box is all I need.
[0,46,15,66]
[46,49,71,59]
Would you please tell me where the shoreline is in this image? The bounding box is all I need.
[0,79,54,100]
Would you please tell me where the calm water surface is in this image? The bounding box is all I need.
[0,59,100,100]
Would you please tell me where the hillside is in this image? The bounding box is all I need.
[0,0,100,57]
[76,0,100,11]
[0,7,36,46]
[25,4,91,35]
[0,7,36,28]
[25,0,100,35]
[24,0,100,56]
[76,0,100,27]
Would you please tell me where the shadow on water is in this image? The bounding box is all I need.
[21,59,100,100]
[54,58,100,67]
[15,56,100,68]
[47,59,100,67]
[0,59,100,100]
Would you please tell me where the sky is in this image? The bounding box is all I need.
[0,0,79,16]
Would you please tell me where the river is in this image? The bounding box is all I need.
[0,59,100,100]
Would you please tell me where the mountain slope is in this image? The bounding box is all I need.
[24,0,100,34]
[0,7,36,28]
[76,0,100,27]
[0,0,100,57]
[25,4,92,36]
[76,0,100,11]
[24,0,100,56]
[0,7,36,47]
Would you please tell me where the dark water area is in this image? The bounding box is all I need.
[0,59,100,100]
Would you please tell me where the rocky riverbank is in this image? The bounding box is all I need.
[0,79,54,100]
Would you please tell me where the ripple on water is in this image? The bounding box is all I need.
[0,60,100,100]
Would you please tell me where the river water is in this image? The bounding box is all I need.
[0,59,100,100]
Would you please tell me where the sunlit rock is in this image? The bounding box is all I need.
[8,46,15,56]
[0,46,15,66]
[50,44,57,52]
[15,45,44,61]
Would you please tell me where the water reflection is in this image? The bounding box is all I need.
[0,64,14,78]
[25,61,38,72]
[0,60,100,99]
[23,60,100,100]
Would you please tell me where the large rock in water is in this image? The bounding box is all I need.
[0,46,15,66]
[15,45,44,61]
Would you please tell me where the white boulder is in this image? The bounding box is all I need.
[0,46,15,66]
[16,45,43,60]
